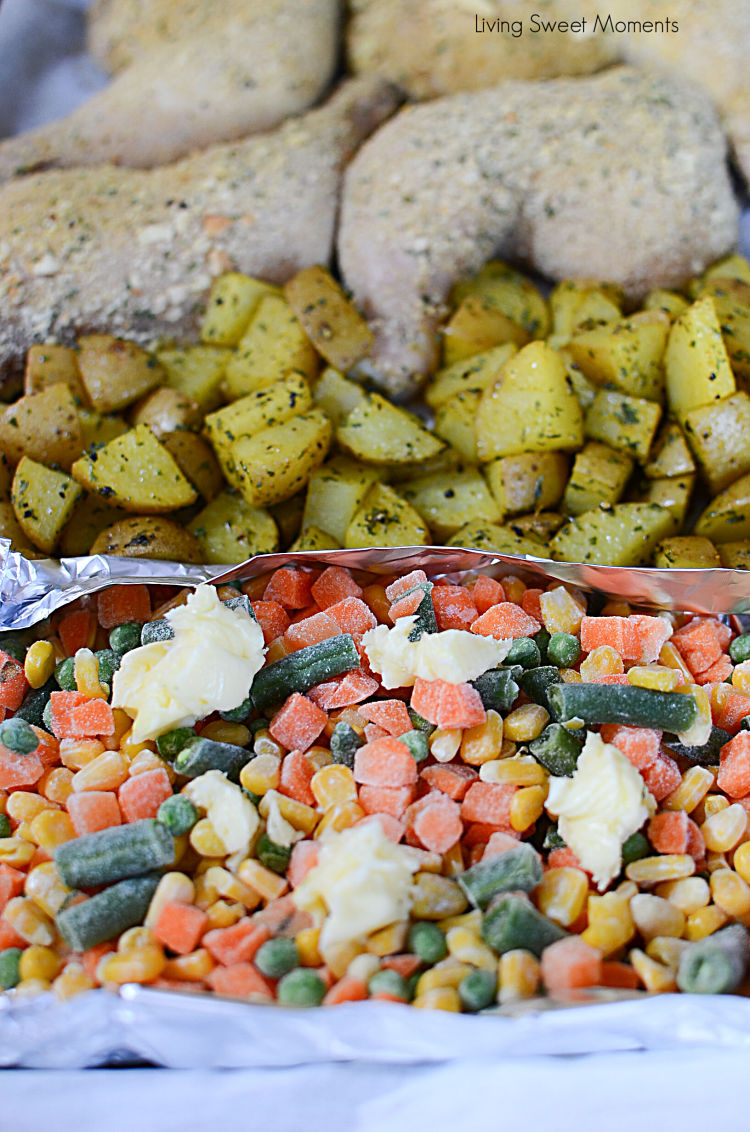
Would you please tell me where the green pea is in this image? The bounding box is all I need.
[0,814,11,838]
[254,937,299,979]
[547,632,581,669]
[505,637,541,669]
[277,968,326,1007]
[0,948,22,990]
[622,830,651,864]
[730,634,750,665]
[256,833,292,875]
[399,730,429,763]
[109,622,143,656]
[157,795,199,836]
[0,718,39,755]
[368,968,410,1001]
[407,921,447,965]
[220,696,253,723]
[95,649,120,688]
[55,657,76,691]
[458,968,497,1012]
[156,727,196,761]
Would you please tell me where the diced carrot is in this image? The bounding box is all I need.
[361,584,391,625]
[206,962,274,999]
[358,699,412,737]
[30,727,60,768]
[389,589,427,622]
[463,822,507,850]
[356,813,405,843]
[49,692,115,739]
[461,781,514,827]
[288,602,324,625]
[353,736,418,787]
[241,575,271,602]
[600,725,661,770]
[541,936,603,994]
[385,571,428,602]
[483,830,528,859]
[695,654,733,685]
[718,732,750,798]
[628,615,673,664]
[153,901,208,956]
[0,652,29,711]
[0,864,26,914]
[96,585,151,629]
[601,961,640,990]
[579,617,640,661]
[307,671,379,711]
[471,602,541,640]
[640,751,682,801]
[672,619,724,676]
[118,768,173,822]
[278,749,318,806]
[287,840,320,888]
[66,790,122,835]
[29,847,52,869]
[0,746,43,790]
[364,722,389,743]
[284,611,341,652]
[58,609,97,657]
[381,954,423,978]
[432,585,478,632]
[648,810,689,854]
[270,693,328,753]
[712,690,750,734]
[420,763,478,801]
[686,820,706,861]
[358,784,416,819]
[202,918,272,966]
[250,600,291,645]
[323,597,376,639]
[547,846,588,873]
[521,588,544,623]
[81,941,115,980]
[311,566,363,610]
[263,566,315,610]
[323,975,369,1005]
[470,575,505,615]
[0,918,28,950]
[410,678,486,730]
[410,794,463,853]
[253,893,313,936]
[593,674,630,685]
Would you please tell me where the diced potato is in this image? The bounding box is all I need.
[284,265,374,372]
[682,392,750,494]
[200,273,279,346]
[188,491,279,563]
[161,431,224,502]
[563,442,633,516]
[289,525,341,552]
[642,290,690,321]
[157,345,230,412]
[58,496,128,558]
[387,448,462,485]
[312,367,366,426]
[302,456,381,545]
[700,254,750,288]
[584,389,661,462]
[700,278,750,382]
[451,260,550,339]
[664,295,735,424]
[433,391,481,463]
[508,512,566,542]
[484,451,569,517]
[549,279,623,338]
[344,483,429,548]
[223,293,319,398]
[90,516,203,563]
[0,452,11,499]
[398,466,500,541]
[77,409,128,452]
[269,493,305,547]
[694,473,750,543]
[425,344,516,409]
[24,344,87,402]
[442,296,528,365]
[0,500,40,556]
[551,503,674,565]
[653,536,721,569]
[476,342,583,461]
[77,335,163,413]
[71,425,197,513]
[447,519,545,556]
[643,422,695,479]
[131,387,203,438]
[718,542,750,569]
[567,310,669,401]
[560,352,599,411]
[232,410,332,507]
[338,393,443,465]
[11,456,82,555]
[639,476,694,527]
[0,383,82,469]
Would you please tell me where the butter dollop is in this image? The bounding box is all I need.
[111,584,265,741]
[545,730,656,890]
[292,821,421,950]
[362,617,511,688]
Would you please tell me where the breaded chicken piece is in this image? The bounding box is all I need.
[347,0,617,97]
[0,79,398,378]
[338,68,739,400]
[0,0,340,179]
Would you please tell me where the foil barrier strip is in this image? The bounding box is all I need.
[1,541,750,631]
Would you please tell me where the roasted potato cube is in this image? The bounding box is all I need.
[338,393,443,465]
[233,410,332,508]
[643,290,690,321]
[77,335,163,413]
[425,343,516,410]
[718,542,750,569]
[506,512,566,542]
[200,272,279,346]
[78,408,128,452]
[58,496,128,558]
[484,451,569,517]
[451,261,550,339]
[131,387,203,438]
[639,476,694,527]
[551,503,674,566]
[312,367,366,426]
[0,383,83,470]
[157,345,230,412]
[701,278,750,383]
[447,519,545,557]
[344,483,429,549]
[682,392,750,494]
[433,391,481,463]
[188,491,279,563]
[664,295,735,424]
[643,422,695,479]
[653,536,721,569]
[694,473,750,543]
[563,442,633,516]
[302,456,381,545]
[549,279,623,338]
[161,432,223,502]
[442,295,529,364]
[71,425,197,513]
[223,293,319,398]
[567,310,669,401]
[11,456,82,555]
[699,254,750,289]
[284,265,374,372]
[0,500,40,556]
[584,389,661,462]
[90,516,203,563]
[398,466,500,542]
[289,525,341,552]
[24,344,87,402]
[476,342,583,461]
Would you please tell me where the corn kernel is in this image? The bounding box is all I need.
[707,851,730,873]
[311,764,357,810]
[163,949,215,982]
[190,818,227,858]
[630,893,685,941]
[710,868,750,917]
[645,936,689,970]
[53,961,96,1001]
[19,945,63,983]
[411,873,468,920]
[704,794,730,818]
[258,790,318,834]
[296,927,322,967]
[460,710,503,766]
[144,872,196,929]
[441,841,465,878]
[413,986,462,1011]
[60,738,104,771]
[193,871,222,910]
[14,978,52,998]
[306,746,332,772]
[502,575,526,604]
[510,785,547,832]
[498,949,541,1003]
[535,867,589,928]
[625,854,695,885]
[416,958,472,995]
[240,753,281,796]
[102,709,133,752]
[627,665,681,691]
[732,660,750,695]
[430,728,461,763]
[0,837,36,867]
[29,809,76,852]
[684,904,729,941]
[97,947,166,985]
[628,948,677,993]
[314,800,364,837]
[128,751,175,782]
[615,879,639,900]
[504,704,550,743]
[72,750,129,792]
[238,858,289,902]
[199,720,251,747]
[6,792,57,825]
[321,938,364,979]
[662,766,714,813]
[732,840,750,884]
[439,909,482,933]
[480,756,548,788]
[445,926,496,971]
[25,861,72,917]
[204,899,245,930]
[580,891,635,955]
[658,641,692,682]
[120,728,157,761]
[366,920,408,957]
[580,646,623,681]
[346,953,380,982]
[539,586,585,635]
[4,896,55,946]
[202,866,261,910]
[24,640,55,689]
[253,730,284,759]
[655,877,710,916]
[702,804,748,852]
[39,767,74,805]
[74,648,107,699]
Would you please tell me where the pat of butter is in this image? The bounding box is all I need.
[546,731,656,891]
[184,770,259,857]
[362,617,511,688]
[112,585,265,742]
[293,821,420,950]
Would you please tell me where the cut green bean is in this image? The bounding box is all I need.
[0,947,22,989]
[518,666,562,712]
[256,833,292,875]
[482,893,566,956]
[0,815,10,838]
[547,632,581,668]
[95,648,120,687]
[223,594,257,620]
[665,726,732,767]
[408,707,435,734]
[54,818,175,888]
[622,831,651,864]
[13,679,56,728]
[55,657,76,691]
[250,634,360,711]
[677,925,749,994]
[459,843,543,909]
[330,720,364,768]
[470,666,521,713]
[141,619,174,645]
[56,874,161,951]
[529,723,584,777]
[547,682,698,733]
[156,727,196,761]
[173,737,250,781]
[505,637,541,669]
